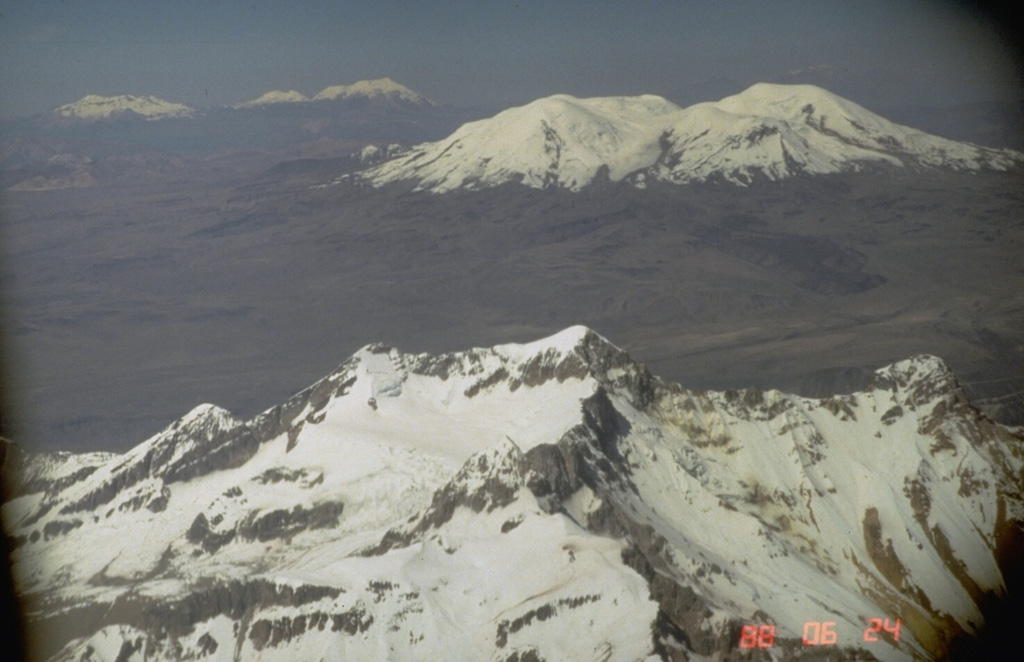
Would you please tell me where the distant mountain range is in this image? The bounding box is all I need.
[4,327,1021,661]
[359,83,1022,192]
[51,78,434,122]
[10,81,1020,192]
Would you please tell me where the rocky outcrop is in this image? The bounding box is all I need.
[59,406,258,515]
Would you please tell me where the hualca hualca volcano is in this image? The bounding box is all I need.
[3,326,1022,661]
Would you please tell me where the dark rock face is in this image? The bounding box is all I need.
[186,513,237,554]
[141,579,343,637]
[188,500,344,553]
[520,443,584,507]
[248,359,359,445]
[464,367,509,397]
[237,501,344,542]
[195,632,217,655]
[42,518,82,540]
[159,422,259,485]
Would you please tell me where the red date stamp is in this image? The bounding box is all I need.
[738,618,900,649]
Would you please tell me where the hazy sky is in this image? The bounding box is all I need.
[0,0,1020,118]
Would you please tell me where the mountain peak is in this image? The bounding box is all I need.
[54,94,195,121]
[494,325,610,359]
[233,89,309,108]
[311,78,433,106]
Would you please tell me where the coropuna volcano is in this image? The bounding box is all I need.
[360,83,1022,191]
[3,326,1021,661]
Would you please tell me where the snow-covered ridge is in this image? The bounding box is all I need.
[54,94,196,121]
[362,82,1023,192]
[310,77,433,106]
[4,327,1022,662]
[232,89,309,108]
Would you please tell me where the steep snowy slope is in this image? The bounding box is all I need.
[362,83,1021,191]
[53,95,196,121]
[3,327,1022,661]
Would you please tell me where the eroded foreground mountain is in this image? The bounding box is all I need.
[3,327,1023,661]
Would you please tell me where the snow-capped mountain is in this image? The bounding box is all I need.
[233,90,309,108]
[361,94,681,192]
[4,327,1021,661]
[54,95,196,122]
[361,83,1022,191]
[47,79,432,124]
[311,77,433,106]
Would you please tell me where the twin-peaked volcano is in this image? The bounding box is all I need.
[3,327,1022,661]
[361,83,1022,191]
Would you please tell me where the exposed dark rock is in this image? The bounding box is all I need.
[495,603,556,648]
[504,648,546,662]
[159,421,259,485]
[237,501,344,543]
[249,394,309,444]
[286,421,304,452]
[249,614,309,651]
[368,580,395,602]
[146,487,171,512]
[581,388,630,462]
[113,637,142,662]
[881,406,903,425]
[186,513,237,554]
[140,578,343,637]
[520,442,584,506]
[248,361,361,445]
[331,605,374,635]
[42,518,82,540]
[409,351,471,381]
[253,467,317,485]
[196,632,217,656]
[862,507,913,593]
[464,367,509,397]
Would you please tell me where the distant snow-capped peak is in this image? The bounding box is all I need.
[362,93,681,192]
[361,83,1022,192]
[54,94,196,121]
[311,77,433,106]
[233,89,309,108]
